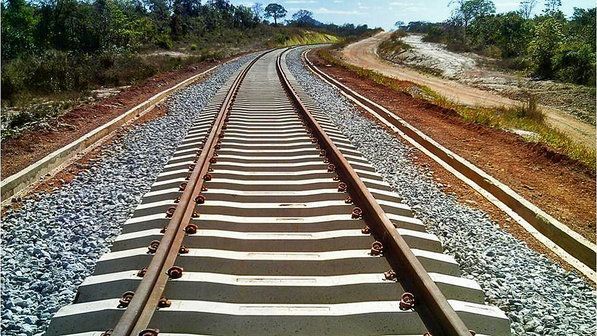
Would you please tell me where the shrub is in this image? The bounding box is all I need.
[552,42,596,86]
[2,50,94,95]
[526,18,564,78]
[155,34,173,49]
[423,26,444,43]
[515,94,544,122]
[482,45,502,58]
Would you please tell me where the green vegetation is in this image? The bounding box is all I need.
[318,48,596,169]
[1,0,261,103]
[401,1,595,86]
[1,0,376,137]
[378,30,411,56]
[1,0,373,104]
[264,3,286,25]
[277,30,339,47]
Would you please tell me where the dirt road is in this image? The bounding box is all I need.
[340,32,596,147]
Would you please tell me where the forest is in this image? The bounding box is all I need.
[1,0,371,103]
[401,0,595,86]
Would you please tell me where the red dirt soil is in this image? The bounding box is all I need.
[1,103,170,216]
[1,52,250,179]
[310,50,596,245]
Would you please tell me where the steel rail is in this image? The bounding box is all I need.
[302,48,596,275]
[276,48,472,335]
[110,50,272,336]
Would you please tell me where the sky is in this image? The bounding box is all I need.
[228,0,595,30]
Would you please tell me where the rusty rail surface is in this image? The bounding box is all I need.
[276,49,472,336]
[45,47,510,336]
[110,50,272,336]
[302,48,596,274]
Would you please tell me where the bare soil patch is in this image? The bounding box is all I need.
[311,50,596,245]
[1,53,248,179]
[341,32,596,148]
[394,34,596,126]
[1,103,170,216]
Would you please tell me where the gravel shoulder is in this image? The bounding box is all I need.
[287,46,596,336]
[1,51,253,179]
[0,54,255,336]
[341,32,596,148]
[310,48,595,244]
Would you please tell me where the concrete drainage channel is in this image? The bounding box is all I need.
[286,46,595,335]
[3,45,594,336]
[0,56,241,204]
[44,48,509,335]
[0,54,257,336]
[302,48,596,279]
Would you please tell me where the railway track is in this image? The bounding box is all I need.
[46,48,509,336]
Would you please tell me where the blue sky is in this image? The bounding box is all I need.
[229,0,595,30]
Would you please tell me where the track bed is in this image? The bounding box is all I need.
[46,49,509,336]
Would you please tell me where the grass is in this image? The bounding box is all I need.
[331,28,383,50]
[278,30,340,47]
[1,51,217,139]
[318,48,596,169]
[377,31,443,77]
[378,30,412,56]
[1,92,91,139]
[1,27,344,140]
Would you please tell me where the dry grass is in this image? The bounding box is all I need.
[378,30,412,55]
[280,30,340,47]
[318,48,596,169]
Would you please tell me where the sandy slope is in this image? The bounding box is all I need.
[340,32,595,147]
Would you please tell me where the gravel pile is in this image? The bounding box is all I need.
[1,53,256,336]
[286,47,596,336]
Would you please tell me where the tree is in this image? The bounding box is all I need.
[292,9,312,22]
[468,12,530,57]
[264,3,286,24]
[94,0,139,49]
[144,0,171,33]
[208,0,230,10]
[450,0,496,28]
[570,7,596,49]
[519,0,537,19]
[394,20,405,29]
[543,0,561,14]
[527,17,564,78]
[171,0,201,38]
[1,0,39,60]
[291,9,316,26]
[252,2,264,20]
[233,5,259,28]
[406,21,433,33]
[552,41,595,85]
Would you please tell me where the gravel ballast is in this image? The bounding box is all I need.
[286,47,596,336]
[1,53,256,336]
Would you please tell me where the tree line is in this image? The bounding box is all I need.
[2,0,371,62]
[2,0,263,61]
[1,0,374,100]
[398,0,595,86]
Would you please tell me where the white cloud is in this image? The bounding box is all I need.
[285,0,317,3]
[357,1,369,9]
[313,7,363,15]
[332,0,343,2]
[388,1,424,11]
[495,1,519,11]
